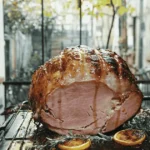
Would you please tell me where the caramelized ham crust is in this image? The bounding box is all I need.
[29,45,143,135]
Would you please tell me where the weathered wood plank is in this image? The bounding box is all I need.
[8,140,21,150]
[0,140,11,150]
[25,118,37,138]
[2,140,33,150]
[5,112,28,140]
[16,112,32,139]
[21,140,33,150]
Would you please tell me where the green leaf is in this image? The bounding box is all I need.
[127,6,136,14]
[102,0,111,5]
[93,4,103,11]
[112,0,122,6]
[130,7,136,13]
[64,1,71,9]
[99,12,104,17]
[117,6,127,16]
[44,11,52,17]
[98,0,110,6]
[36,0,41,3]
[88,11,94,16]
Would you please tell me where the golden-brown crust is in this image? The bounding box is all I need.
[29,46,141,115]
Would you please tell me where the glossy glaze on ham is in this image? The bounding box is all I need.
[29,45,143,135]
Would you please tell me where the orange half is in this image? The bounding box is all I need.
[58,138,91,150]
[113,129,146,146]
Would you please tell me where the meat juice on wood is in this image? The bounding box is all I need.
[29,45,143,135]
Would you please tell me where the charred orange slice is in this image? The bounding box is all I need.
[113,129,146,146]
[58,138,91,150]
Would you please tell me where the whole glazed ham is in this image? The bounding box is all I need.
[29,45,143,135]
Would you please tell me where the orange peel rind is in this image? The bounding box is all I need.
[58,138,91,150]
[113,129,146,146]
